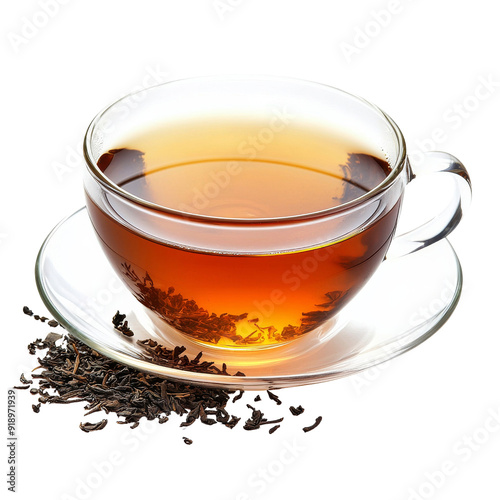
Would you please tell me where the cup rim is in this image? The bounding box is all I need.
[83,75,407,224]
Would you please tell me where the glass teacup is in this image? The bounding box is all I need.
[83,77,471,350]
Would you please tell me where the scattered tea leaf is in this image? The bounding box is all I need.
[80,419,108,433]
[303,416,322,433]
[232,390,244,403]
[112,310,134,337]
[267,390,282,405]
[289,405,304,416]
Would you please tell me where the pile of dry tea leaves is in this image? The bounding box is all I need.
[16,307,322,444]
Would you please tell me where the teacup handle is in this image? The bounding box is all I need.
[387,151,472,258]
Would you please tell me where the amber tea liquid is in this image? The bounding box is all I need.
[87,120,400,348]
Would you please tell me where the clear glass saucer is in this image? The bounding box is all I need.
[35,208,462,390]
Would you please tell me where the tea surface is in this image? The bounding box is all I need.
[97,122,389,218]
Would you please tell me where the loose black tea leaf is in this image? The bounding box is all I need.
[112,311,127,328]
[112,311,134,337]
[20,373,32,385]
[23,307,62,328]
[232,390,244,403]
[303,416,322,433]
[224,416,241,429]
[243,405,284,431]
[267,390,282,405]
[254,395,261,402]
[289,405,304,416]
[269,425,280,434]
[80,419,108,433]
[183,437,193,445]
[27,332,63,355]
[261,417,284,426]
[44,332,63,344]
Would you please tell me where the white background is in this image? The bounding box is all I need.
[1,1,499,499]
